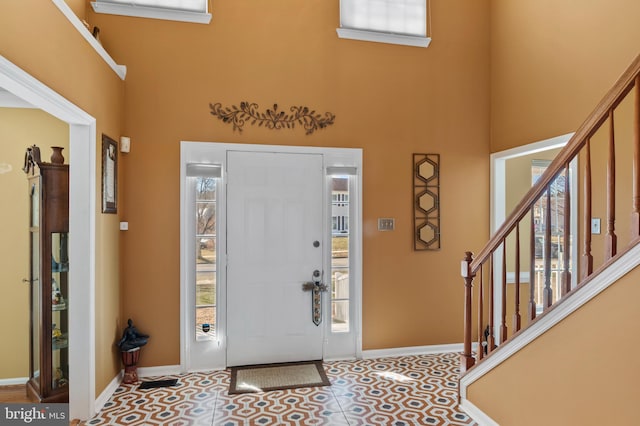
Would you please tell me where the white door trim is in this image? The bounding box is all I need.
[0,55,97,420]
[180,142,363,371]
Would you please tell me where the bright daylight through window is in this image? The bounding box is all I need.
[531,160,570,313]
[91,0,211,24]
[193,175,217,341]
[338,0,430,47]
[331,176,351,333]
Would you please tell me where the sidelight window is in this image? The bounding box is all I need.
[187,165,221,341]
[330,175,352,333]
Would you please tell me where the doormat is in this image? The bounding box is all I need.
[138,379,179,390]
[229,360,330,394]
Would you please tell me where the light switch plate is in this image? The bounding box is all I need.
[378,218,395,231]
[120,136,130,153]
[120,221,129,231]
[591,218,601,234]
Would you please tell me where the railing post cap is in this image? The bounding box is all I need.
[461,252,473,278]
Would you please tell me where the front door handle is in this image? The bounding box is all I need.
[301,270,327,326]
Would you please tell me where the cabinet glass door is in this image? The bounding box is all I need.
[30,181,40,385]
[51,232,69,390]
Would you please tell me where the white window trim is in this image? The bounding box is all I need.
[337,0,431,48]
[91,2,212,24]
[336,28,431,48]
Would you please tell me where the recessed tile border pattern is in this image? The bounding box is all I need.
[84,352,476,425]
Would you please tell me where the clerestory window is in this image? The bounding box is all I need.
[91,0,211,24]
[337,0,431,48]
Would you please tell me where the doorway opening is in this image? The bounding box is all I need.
[0,56,97,420]
[490,133,578,342]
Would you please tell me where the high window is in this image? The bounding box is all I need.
[337,0,431,47]
[91,0,211,24]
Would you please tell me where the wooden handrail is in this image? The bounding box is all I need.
[470,54,640,272]
[461,53,640,375]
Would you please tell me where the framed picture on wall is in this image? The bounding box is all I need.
[102,134,118,214]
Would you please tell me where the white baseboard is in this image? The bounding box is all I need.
[94,371,123,414]
[93,365,180,415]
[0,377,28,386]
[138,365,182,378]
[184,366,226,374]
[460,399,499,426]
[362,343,464,359]
[324,356,358,362]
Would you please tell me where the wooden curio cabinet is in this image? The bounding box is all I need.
[24,145,69,403]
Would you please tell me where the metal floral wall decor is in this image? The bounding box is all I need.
[413,153,441,250]
[209,102,335,135]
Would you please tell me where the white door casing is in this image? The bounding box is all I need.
[0,55,97,420]
[226,151,325,366]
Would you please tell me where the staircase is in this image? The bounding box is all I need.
[457,53,640,422]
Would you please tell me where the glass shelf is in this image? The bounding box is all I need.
[52,334,68,351]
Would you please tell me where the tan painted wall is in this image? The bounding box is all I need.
[0,0,124,395]
[467,262,640,425]
[88,0,492,367]
[64,0,86,21]
[490,0,640,153]
[0,109,69,380]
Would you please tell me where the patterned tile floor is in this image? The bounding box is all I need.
[85,352,476,425]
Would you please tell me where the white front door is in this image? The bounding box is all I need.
[226,151,325,366]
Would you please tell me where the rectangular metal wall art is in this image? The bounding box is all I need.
[413,153,440,250]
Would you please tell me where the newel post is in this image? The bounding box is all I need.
[460,251,476,373]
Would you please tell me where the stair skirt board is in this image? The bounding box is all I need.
[459,399,500,426]
[459,242,640,401]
